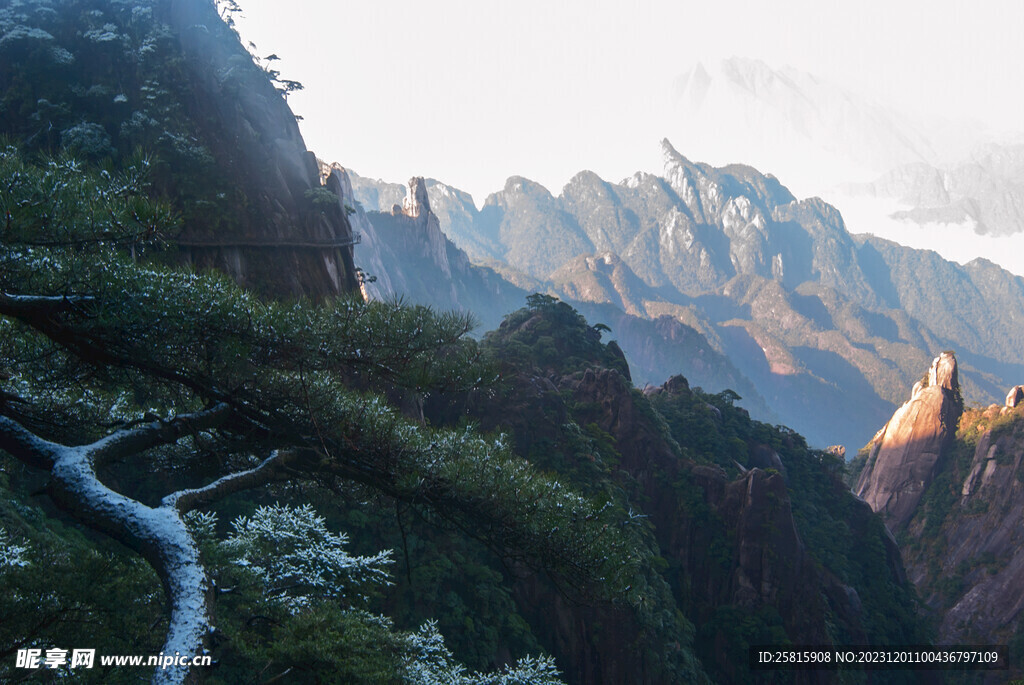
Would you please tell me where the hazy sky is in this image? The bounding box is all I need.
[235,1,1024,206]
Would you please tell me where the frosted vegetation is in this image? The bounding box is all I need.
[0,146,635,682]
[189,504,563,684]
[0,526,29,568]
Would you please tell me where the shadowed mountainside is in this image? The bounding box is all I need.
[0,0,359,297]
[422,298,928,684]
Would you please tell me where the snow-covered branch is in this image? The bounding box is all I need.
[164,447,312,513]
[90,403,232,465]
[0,415,62,470]
[0,293,94,319]
[0,413,305,685]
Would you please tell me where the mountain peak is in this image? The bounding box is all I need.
[660,138,685,164]
[855,351,964,532]
[927,351,959,395]
[496,176,555,201]
[402,176,431,218]
[720,56,777,82]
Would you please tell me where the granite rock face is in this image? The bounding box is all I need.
[854,351,1024,653]
[930,407,1024,643]
[347,175,528,330]
[0,0,359,299]
[890,394,1024,652]
[165,0,358,298]
[854,352,963,533]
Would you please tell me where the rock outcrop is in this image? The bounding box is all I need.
[164,0,358,298]
[923,399,1024,644]
[1007,384,1024,409]
[0,0,359,299]
[428,302,926,683]
[854,351,963,532]
[885,391,1024,654]
[346,175,529,330]
[854,351,1024,657]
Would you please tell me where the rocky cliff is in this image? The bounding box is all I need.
[0,0,358,298]
[854,352,963,532]
[348,174,774,417]
[853,352,1024,660]
[165,0,358,297]
[348,175,527,331]
[421,299,928,683]
[927,398,1024,646]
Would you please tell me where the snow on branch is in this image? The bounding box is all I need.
[0,414,63,470]
[163,447,314,513]
[0,414,318,685]
[0,292,95,319]
[90,403,232,465]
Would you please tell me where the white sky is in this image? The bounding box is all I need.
[234,1,1024,205]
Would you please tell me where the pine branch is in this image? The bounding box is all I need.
[163,447,316,513]
[0,414,62,470]
[90,403,232,465]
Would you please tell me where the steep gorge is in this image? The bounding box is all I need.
[419,299,928,683]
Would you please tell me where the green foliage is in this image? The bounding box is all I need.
[188,502,561,684]
[0,142,176,251]
[696,605,790,684]
[525,292,559,310]
[218,504,395,611]
[484,296,630,379]
[0,150,635,682]
[0,0,290,241]
[648,372,929,662]
[304,186,340,207]
[232,606,406,684]
[0,466,164,684]
[468,304,712,682]
[473,297,930,681]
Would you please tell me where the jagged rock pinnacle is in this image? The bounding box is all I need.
[855,352,963,533]
[929,351,959,393]
[660,138,684,164]
[402,177,431,219]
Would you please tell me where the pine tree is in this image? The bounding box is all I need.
[0,147,636,684]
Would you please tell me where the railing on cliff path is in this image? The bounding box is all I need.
[176,233,361,249]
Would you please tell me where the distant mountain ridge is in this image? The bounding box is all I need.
[669,57,955,197]
[668,57,1024,276]
[350,140,1024,451]
[343,171,775,421]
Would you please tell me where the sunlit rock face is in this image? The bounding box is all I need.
[922,396,1024,644]
[852,347,1024,650]
[1006,385,1024,409]
[854,351,963,532]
